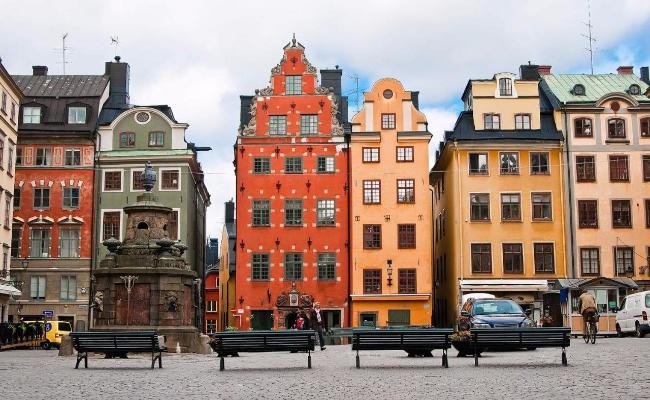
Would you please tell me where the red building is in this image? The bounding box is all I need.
[204,238,219,333]
[234,38,349,330]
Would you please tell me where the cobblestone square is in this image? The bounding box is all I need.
[1,337,648,399]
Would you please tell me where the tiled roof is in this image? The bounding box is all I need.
[541,73,650,104]
[445,111,563,142]
[12,75,108,97]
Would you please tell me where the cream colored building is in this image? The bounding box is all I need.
[0,59,22,321]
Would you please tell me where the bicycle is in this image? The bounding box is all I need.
[583,313,598,344]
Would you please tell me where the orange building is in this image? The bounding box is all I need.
[234,38,349,330]
[349,78,433,327]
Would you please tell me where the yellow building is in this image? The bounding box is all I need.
[431,67,567,328]
[218,200,238,331]
[349,78,432,327]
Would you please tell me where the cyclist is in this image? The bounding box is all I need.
[578,289,598,337]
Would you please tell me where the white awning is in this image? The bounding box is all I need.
[0,282,21,296]
[460,279,550,292]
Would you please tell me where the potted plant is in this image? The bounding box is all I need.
[451,330,483,357]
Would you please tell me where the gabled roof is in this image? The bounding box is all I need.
[444,111,563,142]
[541,73,650,104]
[12,74,109,97]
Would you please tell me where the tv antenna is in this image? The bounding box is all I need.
[582,0,597,74]
[111,36,120,58]
[349,74,362,113]
[54,33,70,75]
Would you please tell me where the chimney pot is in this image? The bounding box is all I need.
[640,67,649,85]
[32,65,48,76]
[617,66,634,74]
[538,65,552,76]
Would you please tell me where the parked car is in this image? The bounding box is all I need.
[615,290,650,338]
[458,298,536,331]
[23,320,72,349]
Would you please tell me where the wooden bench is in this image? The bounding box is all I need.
[352,328,454,368]
[70,331,166,369]
[470,327,571,366]
[209,330,315,371]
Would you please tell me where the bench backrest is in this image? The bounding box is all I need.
[70,331,162,352]
[352,328,454,350]
[471,327,571,347]
[210,330,315,352]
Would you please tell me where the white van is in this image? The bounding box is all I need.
[615,290,650,338]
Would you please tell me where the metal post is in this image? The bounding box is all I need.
[120,275,138,326]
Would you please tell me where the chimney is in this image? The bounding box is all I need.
[641,67,650,85]
[320,66,348,124]
[32,66,48,76]
[104,56,130,109]
[239,95,255,130]
[225,200,235,223]
[411,91,420,110]
[538,65,552,76]
[519,64,540,80]
[617,66,634,74]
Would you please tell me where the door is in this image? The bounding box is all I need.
[322,310,341,330]
[116,284,150,325]
[251,310,273,330]
[388,309,411,327]
[543,293,562,327]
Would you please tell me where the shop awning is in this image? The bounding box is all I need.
[0,282,21,296]
[555,277,638,289]
[460,279,550,292]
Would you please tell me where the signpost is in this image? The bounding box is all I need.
[42,310,54,318]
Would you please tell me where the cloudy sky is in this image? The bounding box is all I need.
[2,0,650,238]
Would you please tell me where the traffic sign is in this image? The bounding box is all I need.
[42,310,54,318]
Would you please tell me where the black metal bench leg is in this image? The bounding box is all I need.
[84,353,88,369]
[356,349,360,369]
[159,352,163,369]
[561,348,567,366]
[151,352,155,369]
[442,349,448,368]
[75,352,83,369]
[308,350,312,369]
[220,355,225,371]
[474,346,478,367]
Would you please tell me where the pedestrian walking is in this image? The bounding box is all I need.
[310,302,326,350]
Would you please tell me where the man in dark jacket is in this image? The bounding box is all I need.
[310,302,326,350]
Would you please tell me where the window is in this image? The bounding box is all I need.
[63,149,81,166]
[102,211,121,241]
[11,103,16,121]
[59,228,80,258]
[515,114,531,130]
[206,320,217,333]
[35,148,51,166]
[148,131,165,147]
[317,156,334,173]
[363,180,381,204]
[363,224,382,249]
[29,228,50,258]
[609,155,629,181]
[396,147,414,162]
[612,200,632,228]
[15,147,22,166]
[253,158,270,174]
[284,157,303,174]
[469,153,488,175]
[252,253,269,280]
[534,243,555,273]
[284,199,303,226]
[206,300,217,312]
[23,106,41,124]
[573,84,586,96]
[30,276,46,299]
[62,188,80,209]
[119,132,135,148]
[317,253,336,280]
[608,118,626,139]
[503,243,523,273]
[161,170,179,190]
[578,200,598,228]
[285,75,302,95]
[641,117,650,137]
[397,179,415,203]
[643,155,650,182]
[104,171,122,191]
[499,78,512,96]
[574,118,593,137]
[362,148,380,163]
[33,188,50,209]
[614,246,634,276]
[168,210,178,240]
[1,91,5,113]
[398,224,416,249]
[13,187,20,209]
[576,156,596,182]
[501,193,521,221]
[60,276,77,300]
[284,253,303,280]
[316,199,335,226]
[252,200,270,226]
[131,170,145,190]
[470,193,490,221]
[532,193,552,220]
[7,144,13,174]
[269,115,287,135]
[471,244,492,273]
[629,84,641,95]
[11,227,21,258]
[363,269,381,294]
[484,113,500,130]
[580,248,600,276]
[300,114,318,135]
[398,269,417,294]
[0,139,4,167]
[4,194,11,227]
[530,152,549,174]
[381,113,396,129]
[499,152,519,174]
[646,199,650,228]
[68,107,86,124]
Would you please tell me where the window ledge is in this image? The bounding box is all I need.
[501,220,523,223]
[605,139,630,144]
[532,219,553,223]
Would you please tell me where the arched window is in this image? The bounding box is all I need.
[640,117,650,137]
[572,84,586,96]
[608,118,626,139]
[628,84,641,95]
[499,78,512,96]
[574,118,593,137]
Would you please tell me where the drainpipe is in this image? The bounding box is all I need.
[562,108,576,279]
[345,131,352,328]
[88,127,101,330]
[454,141,464,317]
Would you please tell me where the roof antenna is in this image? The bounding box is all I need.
[350,74,361,113]
[582,0,597,74]
[55,33,70,75]
[111,36,120,59]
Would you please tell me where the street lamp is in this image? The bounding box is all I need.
[387,259,393,287]
[21,258,29,269]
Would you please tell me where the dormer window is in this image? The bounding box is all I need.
[68,106,87,124]
[23,106,41,124]
[499,78,512,96]
[572,84,586,96]
[285,75,302,95]
[628,84,641,95]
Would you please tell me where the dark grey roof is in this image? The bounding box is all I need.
[12,75,108,97]
[98,104,178,126]
[225,221,237,274]
[445,111,563,142]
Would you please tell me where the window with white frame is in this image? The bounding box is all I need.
[269,115,287,135]
[285,75,302,95]
[23,106,41,124]
[59,227,80,258]
[60,275,77,300]
[68,107,87,124]
[29,228,51,258]
[64,149,81,166]
[161,169,180,190]
[317,156,334,173]
[30,276,46,299]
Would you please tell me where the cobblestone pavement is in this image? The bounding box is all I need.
[1,336,648,399]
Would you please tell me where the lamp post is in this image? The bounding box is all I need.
[386,259,393,287]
